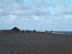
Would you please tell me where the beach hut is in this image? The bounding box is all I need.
[11,27,20,31]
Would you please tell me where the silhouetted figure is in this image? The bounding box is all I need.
[23,30,24,33]
[34,30,35,32]
[46,31,47,32]
[27,30,28,33]
[29,31,30,33]
[51,31,52,33]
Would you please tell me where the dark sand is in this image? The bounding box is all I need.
[0,31,72,54]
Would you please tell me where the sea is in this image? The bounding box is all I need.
[34,30,72,35]
[52,31,72,35]
[38,30,72,35]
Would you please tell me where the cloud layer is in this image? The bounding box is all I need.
[0,0,72,31]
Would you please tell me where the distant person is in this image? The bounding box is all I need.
[46,31,47,32]
[27,30,28,33]
[34,30,35,32]
[51,31,52,33]
[23,30,24,32]
[29,31,30,33]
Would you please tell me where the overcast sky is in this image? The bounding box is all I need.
[0,0,72,31]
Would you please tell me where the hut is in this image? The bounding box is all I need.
[11,27,20,31]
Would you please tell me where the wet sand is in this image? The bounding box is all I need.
[0,31,72,54]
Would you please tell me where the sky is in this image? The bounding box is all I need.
[0,0,72,31]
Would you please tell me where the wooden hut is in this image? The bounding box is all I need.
[11,27,20,31]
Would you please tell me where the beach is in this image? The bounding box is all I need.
[0,31,72,54]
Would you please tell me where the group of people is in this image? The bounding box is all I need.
[46,31,52,33]
[23,30,52,34]
[23,30,36,33]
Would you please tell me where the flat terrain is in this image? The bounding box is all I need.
[0,31,72,54]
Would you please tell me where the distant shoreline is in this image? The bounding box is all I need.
[0,30,72,35]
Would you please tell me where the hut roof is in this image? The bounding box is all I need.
[11,27,20,31]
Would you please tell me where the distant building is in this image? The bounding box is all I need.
[11,27,20,31]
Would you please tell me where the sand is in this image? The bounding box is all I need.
[0,31,72,54]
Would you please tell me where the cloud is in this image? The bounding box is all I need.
[0,0,49,18]
[57,7,72,15]
[33,16,39,20]
[10,9,34,16]
[1,15,16,21]
[0,8,3,14]
[0,0,72,31]
[7,15,16,21]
